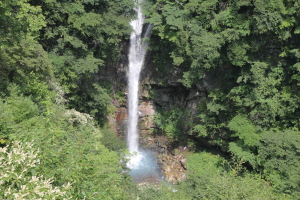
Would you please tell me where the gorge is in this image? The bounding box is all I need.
[1,0,300,198]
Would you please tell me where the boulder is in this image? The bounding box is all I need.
[158,153,187,184]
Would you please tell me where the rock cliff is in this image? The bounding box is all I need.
[103,41,220,183]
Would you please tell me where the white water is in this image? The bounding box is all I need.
[127,1,154,170]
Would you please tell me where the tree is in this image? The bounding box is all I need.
[30,0,134,91]
[0,84,130,199]
[0,0,50,93]
[258,130,300,197]
[0,0,45,47]
[180,152,290,200]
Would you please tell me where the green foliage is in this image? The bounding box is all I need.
[186,151,223,176]
[2,0,300,198]
[0,0,45,46]
[0,141,72,199]
[0,84,131,199]
[101,127,127,151]
[69,79,112,126]
[19,0,135,125]
[228,114,260,146]
[5,84,39,124]
[145,0,300,142]
[258,130,300,197]
[227,41,249,66]
[228,142,257,168]
[0,0,50,93]
[153,106,189,140]
[226,115,260,167]
[146,7,300,196]
[32,0,134,93]
[179,152,290,200]
[135,184,189,200]
[0,0,140,198]
[0,40,53,92]
[191,124,208,137]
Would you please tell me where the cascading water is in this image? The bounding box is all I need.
[126,0,161,182]
[127,0,150,160]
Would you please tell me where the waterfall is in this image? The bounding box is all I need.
[127,0,152,169]
[126,2,162,183]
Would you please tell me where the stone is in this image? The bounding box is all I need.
[111,99,120,107]
[138,101,156,129]
[115,107,128,121]
[162,94,169,102]
[180,158,187,169]
[186,89,201,100]
[112,107,128,136]
[158,152,187,184]
[186,99,201,116]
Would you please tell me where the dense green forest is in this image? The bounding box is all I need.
[0,0,136,199]
[0,0,299,199]
[144,0,300,198]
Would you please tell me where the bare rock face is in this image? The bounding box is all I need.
[109,106,128,136]
[158,152,187,184]
[139,130,169,152]
[139,100,156,135]
[138,100,156,130]
[115,107,128,121]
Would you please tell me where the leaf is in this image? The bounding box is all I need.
[228,114,260,147]
[228,141,256,167]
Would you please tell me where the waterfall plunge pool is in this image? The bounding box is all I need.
[127,149,163,184]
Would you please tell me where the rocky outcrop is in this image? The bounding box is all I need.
[158,149,188,184]
[139,131,169,152]
[138,100,156,129]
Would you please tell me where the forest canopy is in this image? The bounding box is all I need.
[144,0,300,198]
[0,0,299,199]
[0,0,135,199]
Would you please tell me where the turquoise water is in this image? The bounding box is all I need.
[128,149,163,183]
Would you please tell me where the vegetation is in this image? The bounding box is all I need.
[0,141,72,199]
[0,0,299,199]
[0,0,134,198]
[145,0,300,198]
[131,152,291,200]
[179,152,291,200]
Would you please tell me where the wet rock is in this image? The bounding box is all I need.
[159,147,166,153]
[156,136,168,147]
[170,146,187,156]
[139,131,169,152]
[138,100,156,129]
[111,107,128,136]
[115,107,128,121]
[147,137,154,145]
[139,101,155,115]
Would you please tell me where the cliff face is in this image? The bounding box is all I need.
[139,50,222,133]
[101,42,223,143]
[99,36,219,139]
[101,44,221,182]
